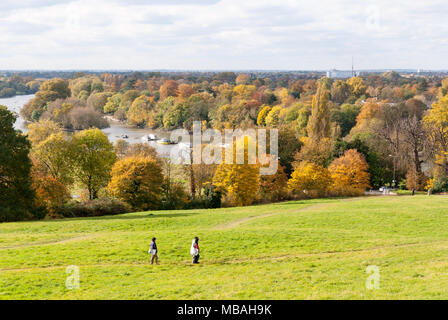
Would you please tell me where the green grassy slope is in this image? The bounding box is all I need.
[1,196,448,299]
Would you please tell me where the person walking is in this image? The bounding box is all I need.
[148,237,159,265]
[190,237,200,264]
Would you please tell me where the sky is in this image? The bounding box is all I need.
[0,0,447,70]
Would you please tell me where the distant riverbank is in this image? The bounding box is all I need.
[0,94,181,157]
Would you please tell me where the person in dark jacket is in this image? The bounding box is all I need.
[149,237,159,265]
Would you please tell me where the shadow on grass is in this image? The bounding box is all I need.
[44,212,201,223]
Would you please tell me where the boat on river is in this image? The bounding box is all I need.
[157,138,177,145]
[141,134,158,142]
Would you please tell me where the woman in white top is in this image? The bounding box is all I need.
[190,237,200,264]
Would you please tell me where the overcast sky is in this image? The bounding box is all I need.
[0,0,446,70]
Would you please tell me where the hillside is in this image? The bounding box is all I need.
[1,196,448,299]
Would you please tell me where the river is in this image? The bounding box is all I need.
[0,94,186,158]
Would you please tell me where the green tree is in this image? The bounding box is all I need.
[0,106,42,221]
[331,104,361,137]
[32,133,75,185]
[72,128,117,200]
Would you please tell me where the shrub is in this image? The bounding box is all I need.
[432,177,448,193]
[57,198,131,217]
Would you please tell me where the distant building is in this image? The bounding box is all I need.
[326,69,359,79]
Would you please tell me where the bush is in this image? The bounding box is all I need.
[57,198,131,218]
[433,177,448,193]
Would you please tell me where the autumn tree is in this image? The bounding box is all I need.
[27,119,62,146]
[107,157,164,210]
[265,106,282,127]
[257,105,272,126]
[260,162,288,202]
[212,137,260,206]
[178,84,195,99]
[347,77,367,98]
[328,149,370,196]
[213,162,259,206]
[160,80,179,100]
[32,132,75,185]
[235,74,251,85]
[32,169,70,215]
[72,129,117,200]
[423,95,448,178]
[296,77,334,166]
[127,95,153,127]
[288,161,332,198]
[21,79,71,121]
[331,80,350,104]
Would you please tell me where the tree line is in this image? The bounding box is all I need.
[2,70,448,221]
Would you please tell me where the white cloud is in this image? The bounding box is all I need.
[0,0,446,70]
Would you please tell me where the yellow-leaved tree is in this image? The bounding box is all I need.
[107,156,164,210]
[423,95,448,178]
[212,136,260,206]
[287,161,332,198]
[257,105,272,126]
[328,149,370,196]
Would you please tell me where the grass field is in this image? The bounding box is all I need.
[1,195,448,300]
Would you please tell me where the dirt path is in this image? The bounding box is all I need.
[212,203,324,230]
[212,197,369,230]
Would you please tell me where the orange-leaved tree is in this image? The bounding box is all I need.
[328,149,370,196]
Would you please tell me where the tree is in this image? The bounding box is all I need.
[331,104,361,137]
[72,128,117,200]
[347,77,367,98]
[328,149,370,196]
[125,143,159,161]
[160,80,179,100]
[107,157,164,210]
[32,169,70,215]
[400,115,426,175]
[178,84,195,99]
[296,77,334,166]
[235,74,251,85]
[21,79,71,121]
[127,95,152,127]
[233,84,256,100]
[213,163,260,206]
[260,162,288,202]
[27,119,62,146]
[104,93,123,114]
[163,103,187,129]
[331,80,350,104]
[87,92,113,113]
[257,105,272,126]
[278,125,302,175]
[307,77,331,140]
[423,95,448,178]
[213,137,260,206]
[0,106,42,222]
[265,106,282,127]
[288,161,332,198]
[32,133,75,185]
